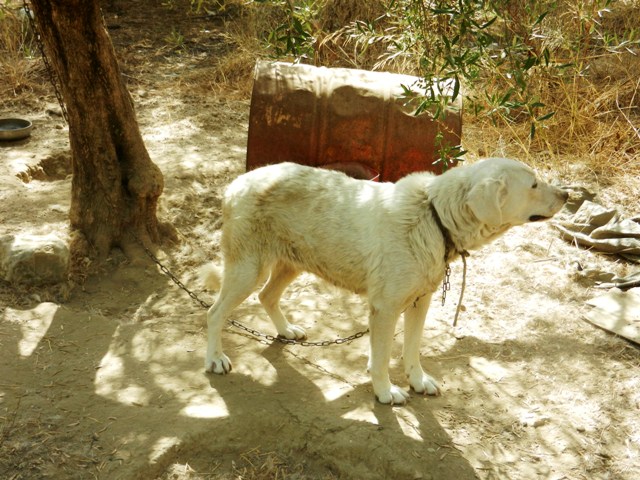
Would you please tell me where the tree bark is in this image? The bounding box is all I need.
[29,0,169,278]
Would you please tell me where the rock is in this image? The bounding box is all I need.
[518,412,550,428]
[46,105,63,117]
[0,233,69,285]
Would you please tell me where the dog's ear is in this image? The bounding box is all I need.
[467,177,507,226]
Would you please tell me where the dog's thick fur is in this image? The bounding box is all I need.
[203,158,567,404]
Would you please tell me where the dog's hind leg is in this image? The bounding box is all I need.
[368,304,410,405]
[205,258,264,374]
[258,261,306,340]
[403,293,440,396]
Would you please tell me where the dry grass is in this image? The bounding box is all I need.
[459,0,640,176]
[0,3,47,109]
[207,0,640,178]
[464,54,640,174]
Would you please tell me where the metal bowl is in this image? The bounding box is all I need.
[0,118,33,141]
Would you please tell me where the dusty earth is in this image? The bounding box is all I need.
[2,3,640,480]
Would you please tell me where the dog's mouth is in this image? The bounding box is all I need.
[529,214,550,222]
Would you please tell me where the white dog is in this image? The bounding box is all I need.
[203,158,568,404]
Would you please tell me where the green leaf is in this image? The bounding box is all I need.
[536,111,556,122]
[523,56,537,71]
[533,11,549,27]
[452,77,460,101]
[479,16,498,29]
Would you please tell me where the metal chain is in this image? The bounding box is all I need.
[23,0,69,123]
[133,235,369,346]
[441,264,451,306]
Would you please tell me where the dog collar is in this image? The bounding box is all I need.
[429,203,468,261]
[429,202,469,327]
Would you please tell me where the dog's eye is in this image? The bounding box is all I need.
[532,181,538,189]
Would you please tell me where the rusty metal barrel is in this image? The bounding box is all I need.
[246,61,462,182]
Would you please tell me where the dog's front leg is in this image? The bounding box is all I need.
[368,305,410,405]
[403,293,440,396]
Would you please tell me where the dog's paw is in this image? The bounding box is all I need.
[409,372,440,396]
[375,385,410,405]
[205,353,232,375]
[278,324,307,340]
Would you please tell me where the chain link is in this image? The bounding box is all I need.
[134,235,369,346]
[23,0,69,123]
[441,264,451,306]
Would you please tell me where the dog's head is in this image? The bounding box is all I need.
[466,158,568,228]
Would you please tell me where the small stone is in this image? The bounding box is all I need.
[46,106,63,117]
[519,412,550,427]
[49,204,67,214]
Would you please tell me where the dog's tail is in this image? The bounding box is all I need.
[199,263,222,292]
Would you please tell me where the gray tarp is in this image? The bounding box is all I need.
[554,200,640,263]
[556,196,640,343]
[584,288,640,345]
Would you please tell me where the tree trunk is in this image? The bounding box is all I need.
[29,0,170,278]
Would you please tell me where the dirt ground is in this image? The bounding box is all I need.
[2,3,640,479]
